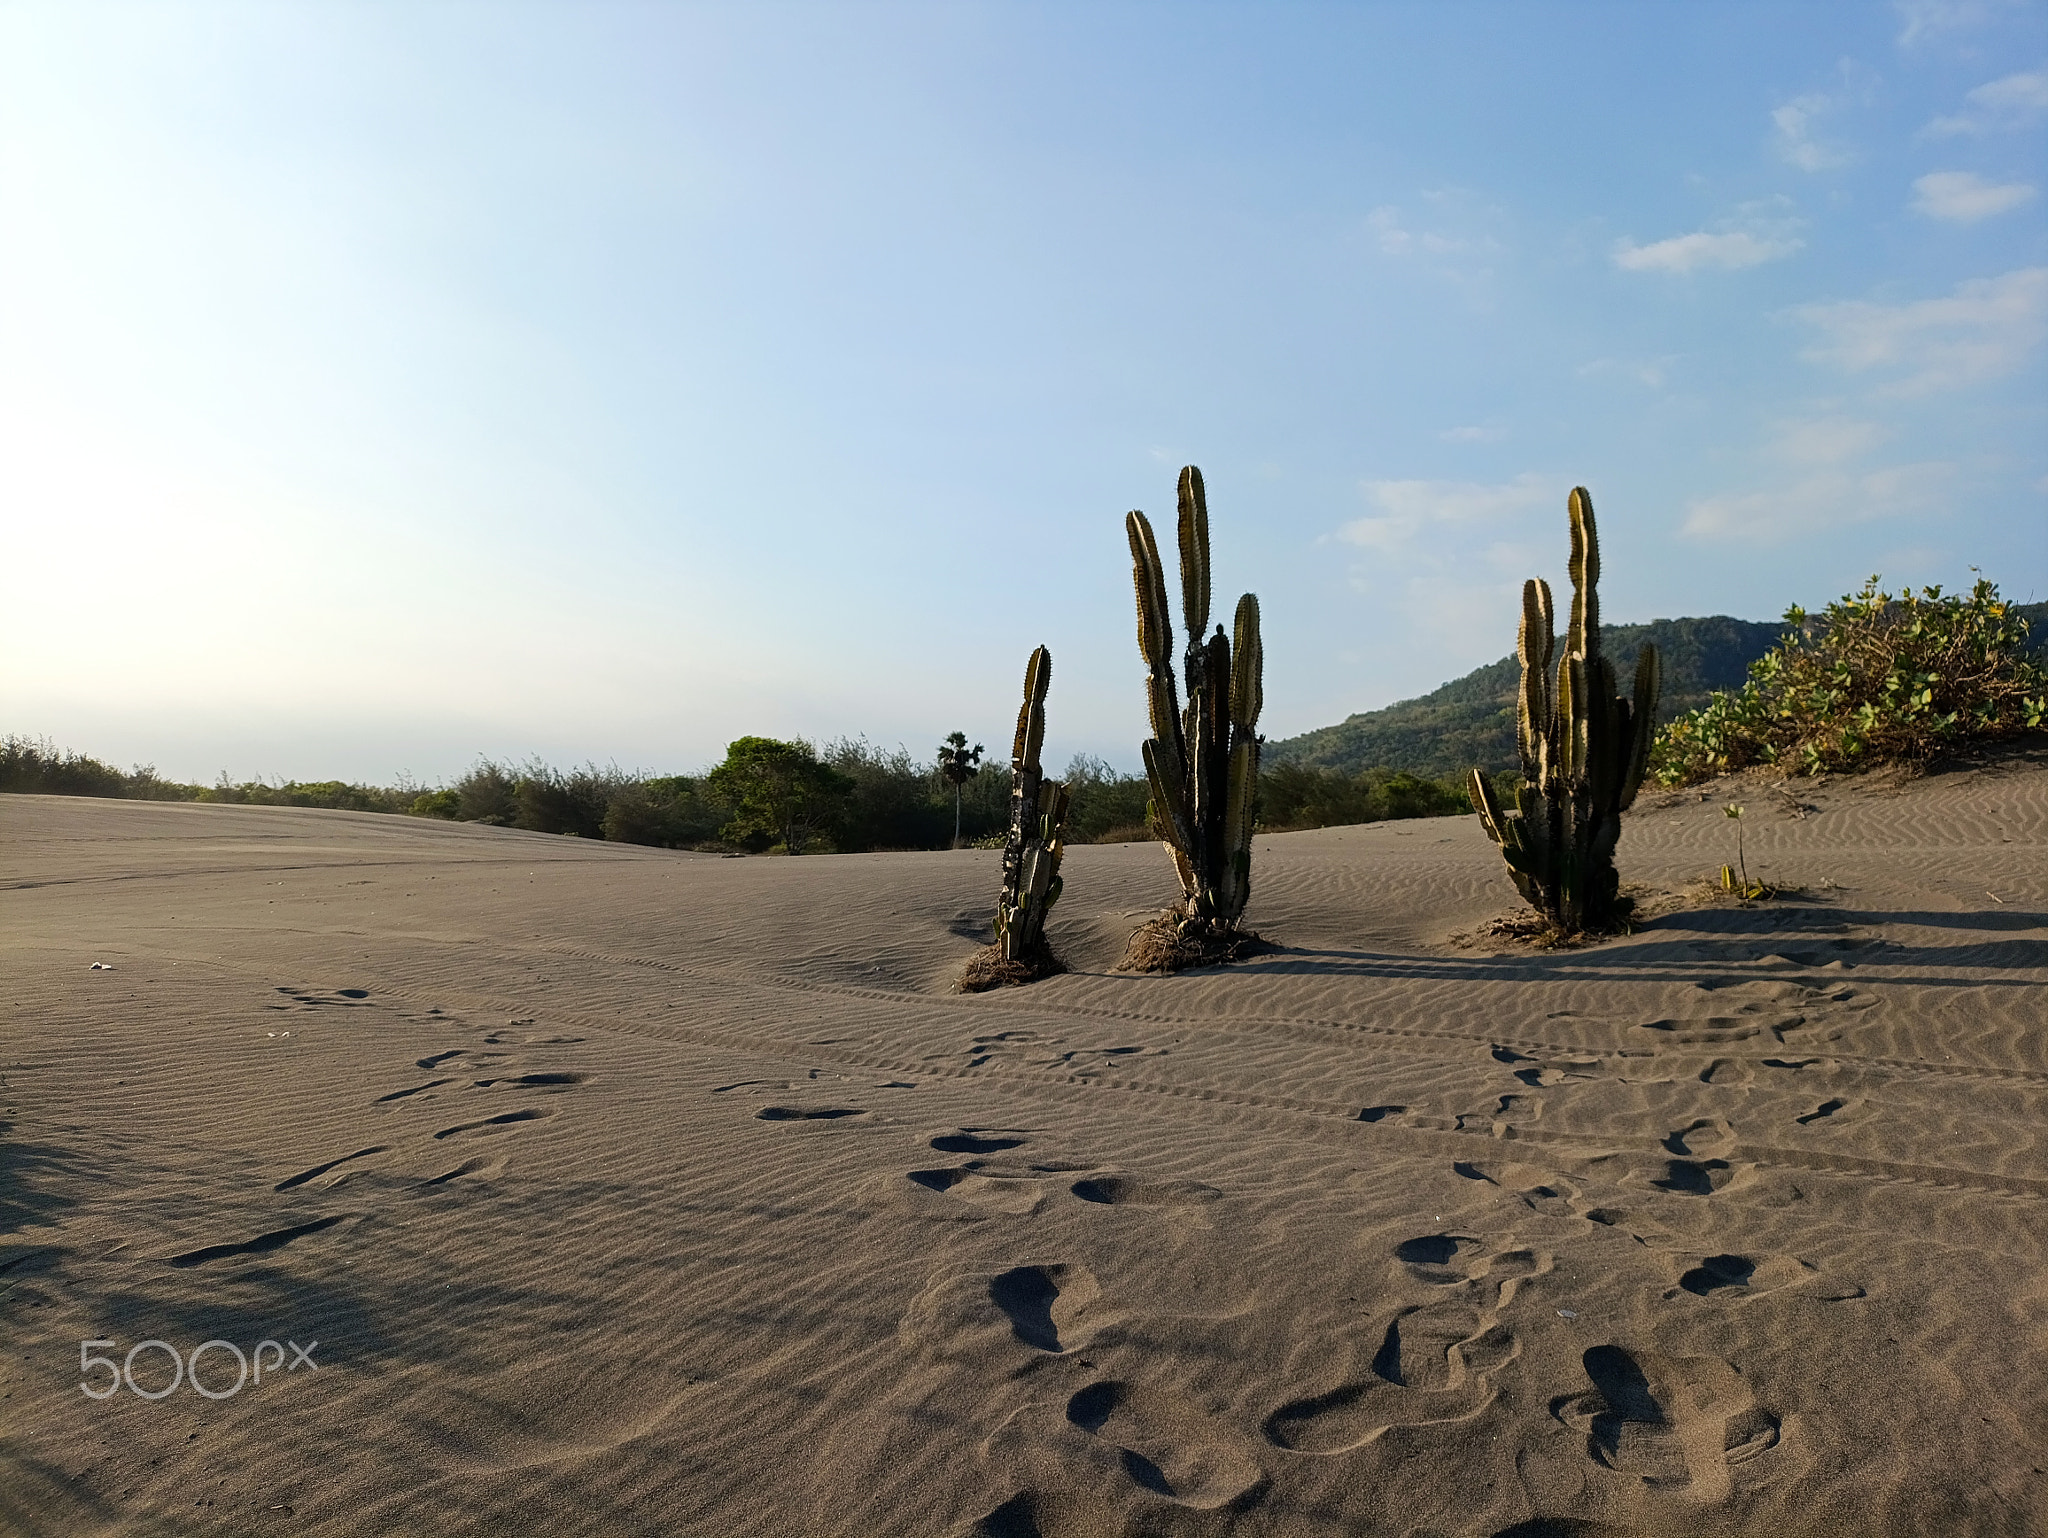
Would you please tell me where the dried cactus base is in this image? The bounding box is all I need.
[1116,911,1268,974]
[1453,899,1638,950]
[957,944,1067,993]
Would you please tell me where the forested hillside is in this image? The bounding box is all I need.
[1266,616,1787,776]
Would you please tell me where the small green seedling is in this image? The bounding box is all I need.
[1718,803,1776,899]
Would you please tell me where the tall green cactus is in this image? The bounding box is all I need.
[996,646,1070,962]
[1127,466,1264,929]
[1468,487,1661,934]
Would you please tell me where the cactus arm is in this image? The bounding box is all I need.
[1230,594,1263,731]
[1177,466,1211,641]
[1219,736,1259,923]
[1142,738,1198,889]
[1128,511,1185,752]
[1619,642,1661,809]
[1516,578,1554,777]
[1468,768,1507,842]
[1128,511,1175,670]
[1013,645,1051,773]
[1566,486,1601,662]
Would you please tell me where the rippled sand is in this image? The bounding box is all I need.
[4,748,2044,1536]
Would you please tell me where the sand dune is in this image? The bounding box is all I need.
[3,751,2045,1536]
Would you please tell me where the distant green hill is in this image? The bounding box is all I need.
[1270,599,2048,778]
[1267,616,1785,777]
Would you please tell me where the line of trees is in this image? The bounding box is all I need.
[1,733,1485,852]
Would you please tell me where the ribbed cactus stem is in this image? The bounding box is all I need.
[1178,466,1211,640]
[1127,466,1265,931]
[996,646,1069,964]
[1469,487,1660,935]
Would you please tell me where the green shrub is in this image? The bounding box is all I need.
[821,737,951,851]
[705,736,854,854]
[602,775,725,848]
[1,737,137,797]
[455,762,517,824]
[410,788,461,819]
[1257,762,1477,831]
[509,761,616,837]
[195,777,409,812]
[1653,577,2047,784]
[1059,754,1154,844]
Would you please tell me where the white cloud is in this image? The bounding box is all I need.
[1896,0,2023,48]
[1923,68,2048,134]
[1912,170,2037,220]
[1793,267,2048,394]
[1773,416,1887,466]
[1577,357,1673,389]
[1683,462,1956,541]
[1773,94,1850,171]
[1614,231,1801,274]
[1338,473,1553,551]
[1365,201,1500,259]
[1438,424,1505,443]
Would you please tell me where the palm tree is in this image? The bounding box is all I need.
[936,731,984,847]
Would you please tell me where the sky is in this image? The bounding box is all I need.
[2,0,2044,785]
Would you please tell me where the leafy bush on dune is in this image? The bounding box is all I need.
[197,777,412,812]
[454,762,518,825]
[0,736,197,800]
[1259,762,1476,830]
[1653,577,2048,784]
[511,761,618,838]
[601,775,725,848]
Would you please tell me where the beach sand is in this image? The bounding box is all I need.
[3,750,2045,1536]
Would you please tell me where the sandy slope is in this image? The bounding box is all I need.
[2,753,2045,1538]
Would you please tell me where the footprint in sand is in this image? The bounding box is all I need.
[483,1025,583,1045]
[899,1262,1101,1360]
[931,1130,1031,1154]
[1647,1157,1745,1196]
[1794,1096,1853,1126]
[432,1108,556,1140]
[1451,1159,1584,1220]
[1666,1252,1864,1304]
[907,1164,1046,1215]
[273,1145,388,1192]
[375,1078,456,1103]
[470,1071,589,1089]
[1638,979,1873,1046]
[415,1155,508,1189]
[1069,1175,1221,1209]
[167,1213,352,1268]
[755,1105,867,1121]
[1043,1045,1163,1076]
[1661,1118,1736,1157]
[1066,1381,1267,1509]
[1263,1300,1516,1454]
[1492,1044,1605,1088]
[1267,1233,1549,1454]
[948,1031,1056,1070]
[990,1264,1101,1351]
[272,985,374,1011]
[1551,1344,1780,1499]
[1455,1094,1544,1132]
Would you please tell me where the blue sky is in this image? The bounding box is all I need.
[3,1,2044,784]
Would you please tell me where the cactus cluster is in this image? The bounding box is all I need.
[1126,467,1264,930]
[995,646,1071,962]
[1467,488,1661,934]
